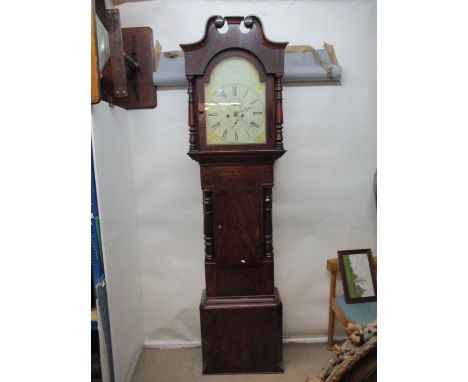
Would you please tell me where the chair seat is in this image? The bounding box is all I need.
[334,296,377,324]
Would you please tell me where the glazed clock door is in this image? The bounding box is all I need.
[202,55,268,147]
[213,188,263,268]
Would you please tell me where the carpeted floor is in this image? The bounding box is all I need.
[131,343,331,382]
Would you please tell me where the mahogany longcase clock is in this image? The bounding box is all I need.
[181,15,288,374]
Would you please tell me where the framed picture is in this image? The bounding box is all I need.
[338,249,377,304]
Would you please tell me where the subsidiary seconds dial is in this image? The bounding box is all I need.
[205,83,266,145]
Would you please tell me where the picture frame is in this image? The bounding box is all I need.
[338,249,377,304]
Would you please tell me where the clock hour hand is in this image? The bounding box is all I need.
[237,115,249,125]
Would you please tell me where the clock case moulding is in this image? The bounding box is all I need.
[181,15,288,374]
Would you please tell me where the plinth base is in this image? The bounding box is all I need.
[200,288,283,374]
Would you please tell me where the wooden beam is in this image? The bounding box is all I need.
[91,2,101,104]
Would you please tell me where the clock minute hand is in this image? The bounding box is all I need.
[238,115,249,125]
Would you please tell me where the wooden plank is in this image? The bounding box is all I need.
[107,8,127,97]
[91,3,101,104]
[328,256,376,272]
[327,270,337,348]
[327,258,339,272]
[111,27,157,109]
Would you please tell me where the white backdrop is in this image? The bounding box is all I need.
[116,0,376,346]
[92,103,144,382]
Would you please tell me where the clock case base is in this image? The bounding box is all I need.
[200,288,283,374]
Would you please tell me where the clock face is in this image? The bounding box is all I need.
[205,57,266,145]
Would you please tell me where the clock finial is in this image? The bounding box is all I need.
[243,16,253,29]
[214,16,225,29]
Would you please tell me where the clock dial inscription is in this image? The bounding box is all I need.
[205,58,266,145]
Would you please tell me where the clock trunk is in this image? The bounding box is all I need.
[199,161,283,373]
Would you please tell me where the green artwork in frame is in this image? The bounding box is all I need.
[338,249,377,304]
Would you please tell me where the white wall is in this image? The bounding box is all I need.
[92,103,144,381]
[116,0,376,346]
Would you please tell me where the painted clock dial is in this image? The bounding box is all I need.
[205,57,266,145]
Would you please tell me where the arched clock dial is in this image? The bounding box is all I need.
[204,57,266,145]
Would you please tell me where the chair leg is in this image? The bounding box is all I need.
[327,307,335,349]
[327,270,337,350]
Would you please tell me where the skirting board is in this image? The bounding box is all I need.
[144,336,346,349]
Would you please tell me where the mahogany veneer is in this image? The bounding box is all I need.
[181,16,288,374]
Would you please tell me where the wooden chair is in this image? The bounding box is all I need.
[327,256,377,349]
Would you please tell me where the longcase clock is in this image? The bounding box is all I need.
[181,15,288,374]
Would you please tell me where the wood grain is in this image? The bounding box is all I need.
[91,4,100,104]
[200,289,283,374]
[182,16,287,373]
